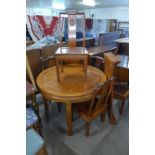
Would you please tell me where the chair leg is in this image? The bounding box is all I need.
[42,145,48,155]
[43,97,49,122]
[60,61,63,72]
[57,103,62,112]
[34,122,43,137]
[36,144,48,155]
[120,100,125,115]
[100,111,107,126]
[86,121,90,137]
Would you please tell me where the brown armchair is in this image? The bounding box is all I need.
[76,79,112,136]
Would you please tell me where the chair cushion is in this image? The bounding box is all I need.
[26,129,44,155]
[26,81,38,96]
[26,108,38,129]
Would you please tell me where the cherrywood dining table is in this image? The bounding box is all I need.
[36,64,107,136]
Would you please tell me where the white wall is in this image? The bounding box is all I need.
[82,6,129,21]
[26,8,61,16]
[26,6,129,21]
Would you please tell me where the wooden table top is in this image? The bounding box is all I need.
[114,37,129,44]
[87,45,116,56]
[36,64,106,102]
[55,47,88,55]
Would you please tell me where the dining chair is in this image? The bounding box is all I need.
[27,55,61,122]
[26,128,48,155]
[76,79,112,136]
[91,47,117,71]
[26,108,43,137]
[26,80,42,126]
[90,52,129,123]
[40,45,55,71]
[113,66,129,115]
[92,54,129,115]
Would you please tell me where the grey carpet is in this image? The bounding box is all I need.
[35,94,129,155]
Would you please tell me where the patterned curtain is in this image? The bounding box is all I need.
[26,15,64,42]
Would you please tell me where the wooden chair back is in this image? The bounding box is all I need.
[115,66,129,82]
[104,52,120,79]
[26,55,36,87]
[87,79,112,117]
[59,11,86,48]
[26,49,42,80]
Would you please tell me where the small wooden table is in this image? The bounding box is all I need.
[114,37,129,53]
[87,45,117,56]
[36,64,106,136]
[55,47,88,82]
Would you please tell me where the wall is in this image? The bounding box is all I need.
[81,6,129,21]
[26,8,61,16]
[26,6,129,21]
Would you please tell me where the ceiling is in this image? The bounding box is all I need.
[26,0,129,10]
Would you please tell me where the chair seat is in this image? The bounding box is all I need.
[26,108,38,129]
[114,82,129,99]
[26,129,44,155]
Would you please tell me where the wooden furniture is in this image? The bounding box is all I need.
[103,53,121,123]
[91,47,118,70]
[87,45,117,56]
[114,37,129,54]
[59,11,86,48]
[55,11,88,82]
[114,37,129,44]
[26,81,40,119]
[36,64,107,136]
[109,19,117,32]
[26,57,42,125]
[76,78,112,136]
[104,53,121,79]
[90,53,129,116]
[113,66,129,115]
[114,37,129,65]
[55,47,88,82]
[40,45,55,70]
[26,108,42,136]
[91,54,129,70]
[26,55,49,121]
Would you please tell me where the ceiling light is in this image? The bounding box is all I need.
[52,2,65,10]
[83,0,96,7]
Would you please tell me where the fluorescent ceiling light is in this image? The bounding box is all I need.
[52,2,65,10]
[83,0,96,7]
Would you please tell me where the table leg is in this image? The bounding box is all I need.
[65,102,73,136]
[43,97,49,122]
[56,59,60,82]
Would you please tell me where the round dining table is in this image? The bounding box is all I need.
[37,64,107,136]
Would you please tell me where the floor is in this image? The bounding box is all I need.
[36,94,129,155]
